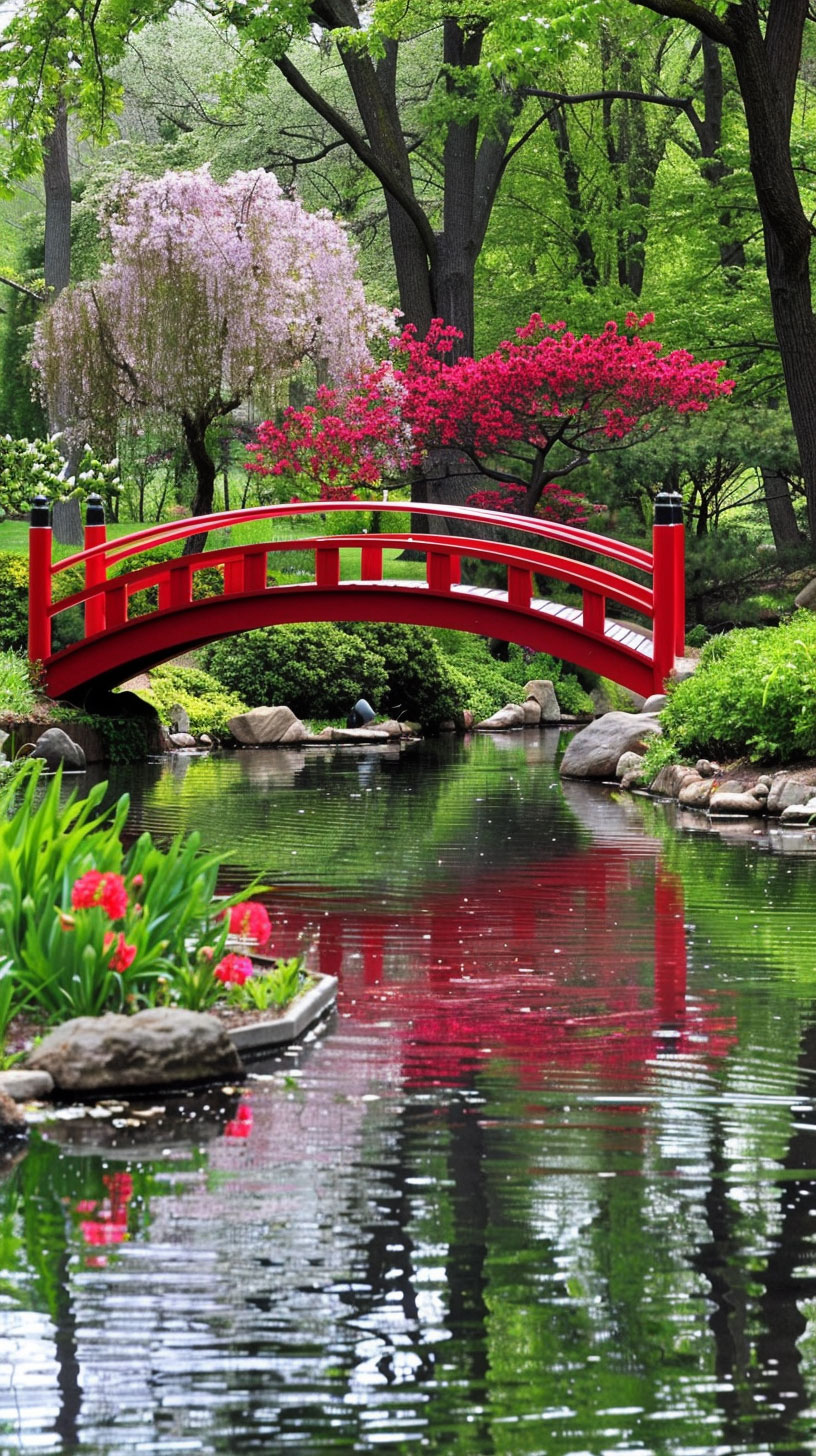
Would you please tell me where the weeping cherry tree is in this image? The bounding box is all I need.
[32,165,391,545]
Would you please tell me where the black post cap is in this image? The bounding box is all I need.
[653,491,674,525]
[29,494,51,527]
[668,490,684,525]
[85,493,106,526]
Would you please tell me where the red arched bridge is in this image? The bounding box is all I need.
[27,494,685,702]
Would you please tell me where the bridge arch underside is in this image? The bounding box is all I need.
[45,585,659,704]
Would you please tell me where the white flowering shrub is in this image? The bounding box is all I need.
[0,436,121,519]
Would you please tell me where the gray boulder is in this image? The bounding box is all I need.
[169,703,190,734]
[26,1009,243,1092]
[779,799,816,823]
[560,712,662,779]
[678,776,715,809]
[767,769,816,816]
[615,750,644,780]
[709,789,764,815]
[649,763,701,798]
[523,680,561,722]
[31,727,86,773]
[0,1070,54,1101]
[642,693,668,714]
[228,705,307,746]
[168,732,196,749]
[475,703,526,731]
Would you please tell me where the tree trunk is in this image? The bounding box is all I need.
[181,411,217,555]
[43,95,71,297]
[761,467,803,551]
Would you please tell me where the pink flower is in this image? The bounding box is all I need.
[214,952,254,986]
[71,871,128,920]
[224,1102,253,1139]
[103,931,137,973]
[224,901,272,943]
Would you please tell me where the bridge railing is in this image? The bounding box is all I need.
[28,494,685,680]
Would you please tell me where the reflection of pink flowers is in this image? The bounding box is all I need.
[214,952,254,985]
[71,871,128,919]
[76,1172,134,1254]
[103,931,137,973]
[224,1102,253,1139]
[224,901,272,943]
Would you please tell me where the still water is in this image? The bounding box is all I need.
[3,730,816,1455]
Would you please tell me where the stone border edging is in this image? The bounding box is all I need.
[228,973,338,1053]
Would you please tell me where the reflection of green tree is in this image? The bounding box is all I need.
[101,737,588,894]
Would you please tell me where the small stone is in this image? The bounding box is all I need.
[695,759,718,778]
[0,1090,27,1132]
[649,763,700,798]
[678,776,714,808]
[642,694,668,714]
[199,734,213,746]
[0,1070,54,1101]
[615,750,644,780]
[169,732,196,749]
[752,782,770,799]
[229,706,306,746]
[779,803,816,823]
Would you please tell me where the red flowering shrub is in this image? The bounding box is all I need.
[247,312,732,515]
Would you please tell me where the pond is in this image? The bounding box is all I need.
[3,730,816,1455]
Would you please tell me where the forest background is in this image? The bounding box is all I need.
[1,0,816,636]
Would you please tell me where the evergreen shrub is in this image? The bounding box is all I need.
[659,612,816,762]
[133,664,248,739]
[203,624,390,721]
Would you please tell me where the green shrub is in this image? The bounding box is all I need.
[0,552,29,651]
[203,623,390,721]
[0,650,36,716]
[134,663,248,738]
[659,612,816,762]
[338,622,464,729]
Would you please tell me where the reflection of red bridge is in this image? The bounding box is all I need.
[263,853,733,1091]
[28,495,685,701]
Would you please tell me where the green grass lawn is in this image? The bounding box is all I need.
[1,514,427,582]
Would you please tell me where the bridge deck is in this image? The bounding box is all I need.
[368,578,654,658]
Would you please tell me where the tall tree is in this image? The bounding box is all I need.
[626,0,816,548]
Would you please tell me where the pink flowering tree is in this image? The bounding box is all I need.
[32,166,391,540]
[247,312,733,520]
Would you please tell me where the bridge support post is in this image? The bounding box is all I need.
[652,492,684,686]
[84,494,108,637]
[28,495,52,664]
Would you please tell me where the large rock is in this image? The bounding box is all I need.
[767,769,816,816]
[30,727,86,773]
[709,789,764,815]
[475,703,526,731]
[559,712,662,779]
[26,1009,243,1092]
[228,706,307,746]
[523,680,561,722]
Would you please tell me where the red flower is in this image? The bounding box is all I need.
[103,931,137,973]
[214,952,254,986]
[71,871,128,920]
[225,901,272,943]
